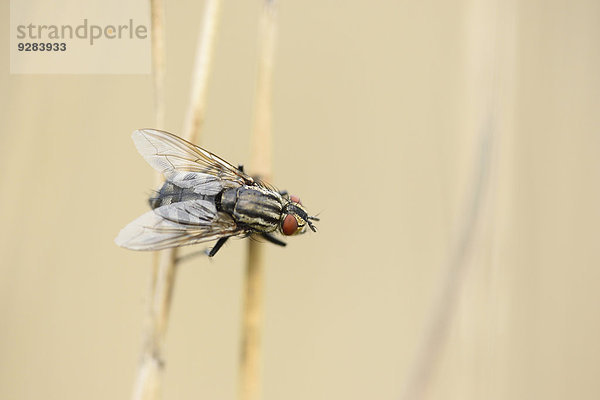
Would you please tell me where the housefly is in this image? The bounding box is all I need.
[115,129,318,257]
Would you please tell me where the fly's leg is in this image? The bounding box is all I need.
[238,164,245,173]
[260,233,287,247]
[175,237,230,262]
[209,237,229,257]
[175,248,212,264]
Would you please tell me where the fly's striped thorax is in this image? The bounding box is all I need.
[219,186,283,232]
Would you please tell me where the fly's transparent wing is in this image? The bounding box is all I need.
[132,129,255,193]
[115,199,243,251]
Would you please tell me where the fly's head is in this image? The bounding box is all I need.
[279,195,319,236]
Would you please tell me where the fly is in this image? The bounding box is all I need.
[115,129,319,257]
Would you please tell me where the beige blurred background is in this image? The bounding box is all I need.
[2,1,600,399]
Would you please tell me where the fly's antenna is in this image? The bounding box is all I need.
[306,217,318,232]
[285,203,318,232]
[307,214,320,231]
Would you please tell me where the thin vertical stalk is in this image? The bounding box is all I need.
[239,2,278,400]
[182,0,222,144]
[132,1,222,400]
[149,0,166,132]
[149,0,167,322]
[132,2,168,399]
[398,1,515,399]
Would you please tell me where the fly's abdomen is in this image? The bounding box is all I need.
[219,186,283,232]
[150,182,208,209]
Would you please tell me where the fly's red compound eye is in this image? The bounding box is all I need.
[282,214,298,236]
[290,195,302,205]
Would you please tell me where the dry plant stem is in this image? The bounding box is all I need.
[239,2,278,400]
[398,2,513,399]
[240,242,266,400]
[182,0,222,144]
[132,2,168,399]
[149,0,167,338]
[150,0,166,133]
[132,1,222,400]
[399,131,493,400]
[249,1,277,180]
